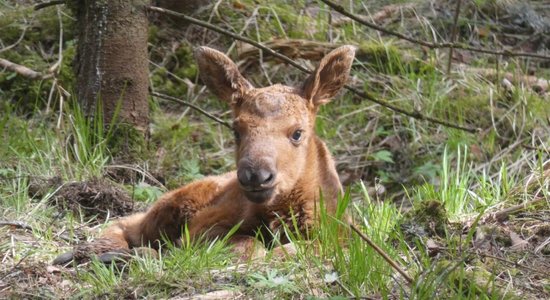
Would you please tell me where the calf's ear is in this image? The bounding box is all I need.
[194,47,253,104]
[301,45,355,107]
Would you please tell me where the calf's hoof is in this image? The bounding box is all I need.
[98,247,158,264]
[52,251,75,266]
[52,247,158,266]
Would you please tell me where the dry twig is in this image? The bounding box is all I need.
[151,91,231,129]
[34,0,65,11]
[488,197,546,222]
[0,221,34,231]
[321,0,550,60]
[478,252,550,276]
[0,58,51,80]
[350,224,414,284]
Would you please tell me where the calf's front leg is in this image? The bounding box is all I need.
[53,177,229,265]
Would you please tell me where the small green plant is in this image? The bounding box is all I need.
[131,183,164,203]
[248,269,301,294]
[78,261,126,295]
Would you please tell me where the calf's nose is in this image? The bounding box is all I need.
[237,165,276,189]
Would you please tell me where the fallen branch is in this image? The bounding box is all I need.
[0,221,34,231]
[0,16,32,54]
[488,197,545,222]
[146,5,478,134]
[237,39,338,68]
[150,91,231,129]
[350,224,414,284]
[321,0,550,61]
[146,6,310,73]
[34,0,65,11]
[344,85,478,133]
[478,252,550,276]
[0,58,52,80]
[522,144,548,152]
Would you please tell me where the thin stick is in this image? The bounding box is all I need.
[0,221,34,231]
[145,6,310,73]
[151,91,231,129]
[446,0,462,75]
[344,85,478,133]
[0,58,51,80]
[104,164,166,190]
[490,197,545,222]
[522,144,548,152]
[145,5,478,134]
[478,252,550,276]
[350,224,413,284]
[34,0,65,11]
[0,15,33,53]
[321,0,550,60]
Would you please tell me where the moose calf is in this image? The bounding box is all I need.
[55,45,355,264]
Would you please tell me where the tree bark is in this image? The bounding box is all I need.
[74,0,150,135]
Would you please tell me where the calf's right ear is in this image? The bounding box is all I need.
[194,47,253,104]
[301,45,355,108]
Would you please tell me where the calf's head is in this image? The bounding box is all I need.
[194,46,355,203]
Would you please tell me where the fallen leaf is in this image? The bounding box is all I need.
[426,238,441,257]
[509,231,528,251]
[324,271,339,284]
[46,265,61,274]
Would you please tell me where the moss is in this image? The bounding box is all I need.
[357,41,435,75]
[401,200,449,238]
[476,224,513,247]
[148,24,160,45]
[107,123,149,163]
[0,6,34,34]
[173,45,197,79]
[150,43,197,97]
[0,5,76,113]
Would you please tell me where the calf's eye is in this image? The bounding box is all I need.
[291,129,303,142]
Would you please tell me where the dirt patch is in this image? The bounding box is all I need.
[0,262,75,298]
[29,177,135,221]
[471,213,550,299]
[54,179,135,220]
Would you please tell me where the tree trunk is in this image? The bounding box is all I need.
[74,0,150,160]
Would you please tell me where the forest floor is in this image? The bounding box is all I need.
[1,0,549,299]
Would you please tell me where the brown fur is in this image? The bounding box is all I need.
[73,45,355,259]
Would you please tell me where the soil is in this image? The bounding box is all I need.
[29,177,135,221]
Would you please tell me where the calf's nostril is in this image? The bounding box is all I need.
[263,172,274,185]
[257,169,275,185]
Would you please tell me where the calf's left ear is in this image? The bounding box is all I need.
[301,45,355,107]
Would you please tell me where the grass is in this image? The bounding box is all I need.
[1,0,549,298]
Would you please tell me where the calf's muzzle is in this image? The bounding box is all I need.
[237,159,277,203]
